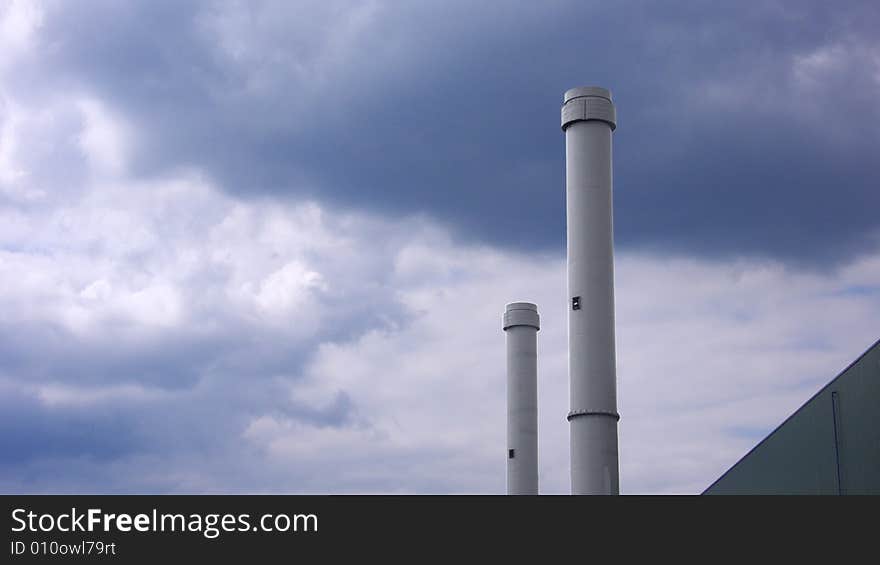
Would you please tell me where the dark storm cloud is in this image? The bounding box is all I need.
[22,0,879,264]
[0,389,135,464]
[0,318,363,491]
[0,375,360,492]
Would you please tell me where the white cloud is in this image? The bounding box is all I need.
[793,41,880,91]
[252,261,325,313]
[0,0,44,67]
[248,235,880,494]
[76,97,132,177]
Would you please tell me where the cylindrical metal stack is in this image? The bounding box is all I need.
[561,86,620,495]
[503,302,540,495]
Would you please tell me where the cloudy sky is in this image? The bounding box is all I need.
[1,0,878,494]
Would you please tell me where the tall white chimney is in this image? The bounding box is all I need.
[562,86,620,495]
[503,302,540,495]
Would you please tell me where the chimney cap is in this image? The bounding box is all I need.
[564,86,612,103]
[503,302,540,331]
[505,302,537,312]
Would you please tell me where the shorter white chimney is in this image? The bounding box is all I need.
[503,302,540,495]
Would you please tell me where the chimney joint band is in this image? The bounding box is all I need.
[567,409,620,422]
